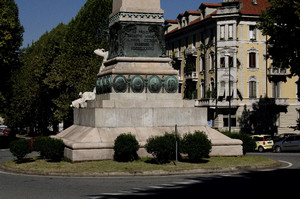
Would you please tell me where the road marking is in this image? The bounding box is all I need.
[279,160,293,169]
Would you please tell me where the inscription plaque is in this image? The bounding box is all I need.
[108,22,165,59]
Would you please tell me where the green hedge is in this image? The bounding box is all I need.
[181,131,212,162]
[145,133,179,164]
[9,139,32,162]
[32,137,65,162]
[113,133,140,162]
[222,131,256,154]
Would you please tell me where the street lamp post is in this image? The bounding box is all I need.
[225,53,231,133]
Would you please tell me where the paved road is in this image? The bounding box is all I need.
[0,149,299,199]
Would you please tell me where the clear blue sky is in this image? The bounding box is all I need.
[15,0,218,47]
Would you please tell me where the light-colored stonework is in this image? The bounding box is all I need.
[55,0,243,162]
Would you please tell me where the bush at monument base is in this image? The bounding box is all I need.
[113,133,140,162]
[145,133,179,164]
[31,137,65,162]
[181,131,212,162]
[9,139,33,162]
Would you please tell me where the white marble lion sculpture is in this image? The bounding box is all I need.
[94,49,108,73]
[71,88,96,108]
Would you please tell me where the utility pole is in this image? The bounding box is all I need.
[225,52,231,133]
[175,124,178,166]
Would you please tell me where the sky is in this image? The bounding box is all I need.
[15,0,218,48]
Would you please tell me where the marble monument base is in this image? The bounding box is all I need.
[55,93,243,162]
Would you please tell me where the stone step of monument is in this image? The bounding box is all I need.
[87,93,195,108]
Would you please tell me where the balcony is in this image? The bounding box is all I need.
[185,71,198,81]
[173,51,183,60]
[267,68,288,76]
[178,75,183,83]
[184,47,197,57]
[248,98,289,106]
[196,98,239,108]
[267,67,289,82]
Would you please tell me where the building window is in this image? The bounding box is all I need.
[228,24,233,39]
[201,79,205,98]
[229,56,233,68]
[272,82,281,98]
[200,32,205,44]
[200,55,205,72]
[249,81,257,98]
[219,81,226,97]
[249,52,256,68]
[220,57,225,68]
[209,28,214,42]
[249,25,257,41]
[210,78,215,92]
[192,35,196,48]
[224,116,236,127]
[209,53,214,71]
[220,25,225,40]
[185,37,188,48]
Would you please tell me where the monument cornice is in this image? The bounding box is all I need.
[109,12,164,26]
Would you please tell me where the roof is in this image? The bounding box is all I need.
[165,19,178,24]
[238,0,270,15]
[165,0,271,36]
[184,10,201,15]
[200,3,222,8]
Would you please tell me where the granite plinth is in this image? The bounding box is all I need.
[55,93,243,162]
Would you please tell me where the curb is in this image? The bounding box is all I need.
[0,161,282,178]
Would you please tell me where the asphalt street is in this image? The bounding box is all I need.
[0,149,299,199]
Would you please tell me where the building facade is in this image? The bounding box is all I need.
[165,0,300,134]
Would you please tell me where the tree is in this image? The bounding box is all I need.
[0,0,23,115]
[6,0,112,134]
[258,0,300,76]
[44,0,112,128]
[6,24,67,135]
[238,105,252,134]
[251,97,282,136]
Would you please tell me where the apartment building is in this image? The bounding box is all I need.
[165,0,300,134]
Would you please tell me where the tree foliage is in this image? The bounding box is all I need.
[0,0,23,114]
[5,0,112,134]
[238,97,283,136]
[258,0,300,76]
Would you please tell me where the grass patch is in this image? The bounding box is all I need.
[0,156,278,175]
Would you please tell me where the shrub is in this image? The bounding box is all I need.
[145,133,180,164]
[43,138,65,162]
[221,131,256,154]
[9,139,32,162]
[113,133,140,162]
[32,137,47,157]
[181,131,212,162]
[31,137,64,161]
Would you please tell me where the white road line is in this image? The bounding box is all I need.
[279,160,293,169]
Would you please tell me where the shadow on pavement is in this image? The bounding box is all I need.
[87,169,300,198]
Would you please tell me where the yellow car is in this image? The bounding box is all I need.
[251,135,274,152]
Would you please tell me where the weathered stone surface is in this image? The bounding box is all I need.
[54,0,243,162]
[57,125,243,162]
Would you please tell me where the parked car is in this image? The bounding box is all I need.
[273,133,296,142]
[273,135,300,153]
[251,135,274,152]
[0,125,10,137]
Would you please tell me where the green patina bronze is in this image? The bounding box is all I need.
[131,75,145,93]
[148,75,162,93]
[113,75,127,93]
[165,76,179,93]
[97,75,178,94]
[108,22,166,59]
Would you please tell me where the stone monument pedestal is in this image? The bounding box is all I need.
[54,0,243,162]
[56,93,242,162]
